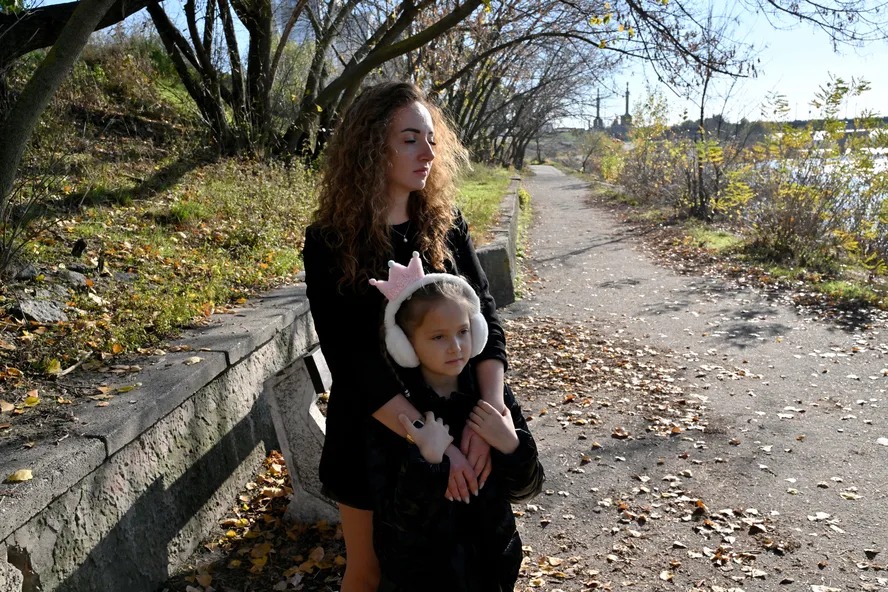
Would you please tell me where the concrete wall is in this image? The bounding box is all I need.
[476,179,521,308]
[0,180,522,592]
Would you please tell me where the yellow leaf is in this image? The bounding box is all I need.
[195,573,212,587]
[251,542,273,558]
[6,469,33,483]
[112,343,124,355]
[225,529,237,538]
[24,393,40,407]
[228,559,242,568]
[309,546,325,562]
[45,359,61,375]
[184,356,203,366]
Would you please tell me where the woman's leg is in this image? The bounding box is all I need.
[338,503,380,592]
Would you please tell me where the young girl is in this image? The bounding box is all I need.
[368,254,544,592]
[302,82,508,591]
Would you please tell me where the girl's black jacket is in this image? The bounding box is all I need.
[368,368,545,592]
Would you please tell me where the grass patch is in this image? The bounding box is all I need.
[686,224,742,252]
[456,164,513,245]
[3,155,510,374]
[819,279,879,304]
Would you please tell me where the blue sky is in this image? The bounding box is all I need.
[608,10,888,125]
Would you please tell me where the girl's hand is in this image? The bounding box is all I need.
[444,444,479,503]
[460,424,492,490]
[399,411,453,464]
[468,400,520,455]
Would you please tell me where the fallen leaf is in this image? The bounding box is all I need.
[195,573,212,587]
[44,359,62,375]
[184,356,204,365]
[0,400,14,413]
[5,469,33,483]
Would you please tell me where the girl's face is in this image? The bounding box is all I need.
[385,101,436,204]
[408,299,472,382]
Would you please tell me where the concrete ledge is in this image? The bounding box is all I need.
[0,288,316,592]
[477,177,522,307]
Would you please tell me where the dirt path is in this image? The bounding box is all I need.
[504,165,888,591]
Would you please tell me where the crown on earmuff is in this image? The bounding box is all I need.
[369,252,425,302]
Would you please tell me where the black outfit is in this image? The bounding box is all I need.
[302,210,507,509]
[369,366,545,592]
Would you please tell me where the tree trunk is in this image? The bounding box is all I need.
[0,0,118,203]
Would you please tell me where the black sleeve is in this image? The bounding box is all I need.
[447,209,508,371]
[491,385,545,503]
[302,226,404,415]
[385,445,451,530]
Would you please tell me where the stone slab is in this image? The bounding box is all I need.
[77,350,228,456]
[303,345,332,394]
[0,437,106,542]
[478,188,520,307]
[267,359,337,524]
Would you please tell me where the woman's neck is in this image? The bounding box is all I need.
[387,192,410,224]
[420,369,457,399]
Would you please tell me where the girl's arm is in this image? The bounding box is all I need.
[373,396,478,502]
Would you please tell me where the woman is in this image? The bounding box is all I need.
[302,82,508,592]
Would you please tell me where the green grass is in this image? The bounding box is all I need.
[456,164,513,245]
[687,225,742,252]
[819,280,878,303]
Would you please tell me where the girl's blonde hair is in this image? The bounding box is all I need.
[313,82,468,287]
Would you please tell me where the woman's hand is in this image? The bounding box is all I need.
[444,444,478,503]
[399,411,452,464]
[468,400,520,454]
[460,425,492,490]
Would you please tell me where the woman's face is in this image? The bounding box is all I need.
[385,101,436,204]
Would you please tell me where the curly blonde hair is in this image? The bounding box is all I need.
[313,81,468,288]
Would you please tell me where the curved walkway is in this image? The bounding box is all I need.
[505,165,887,589]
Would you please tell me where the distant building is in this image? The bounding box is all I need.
[592,90,604,130]
[620,82,632,127]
